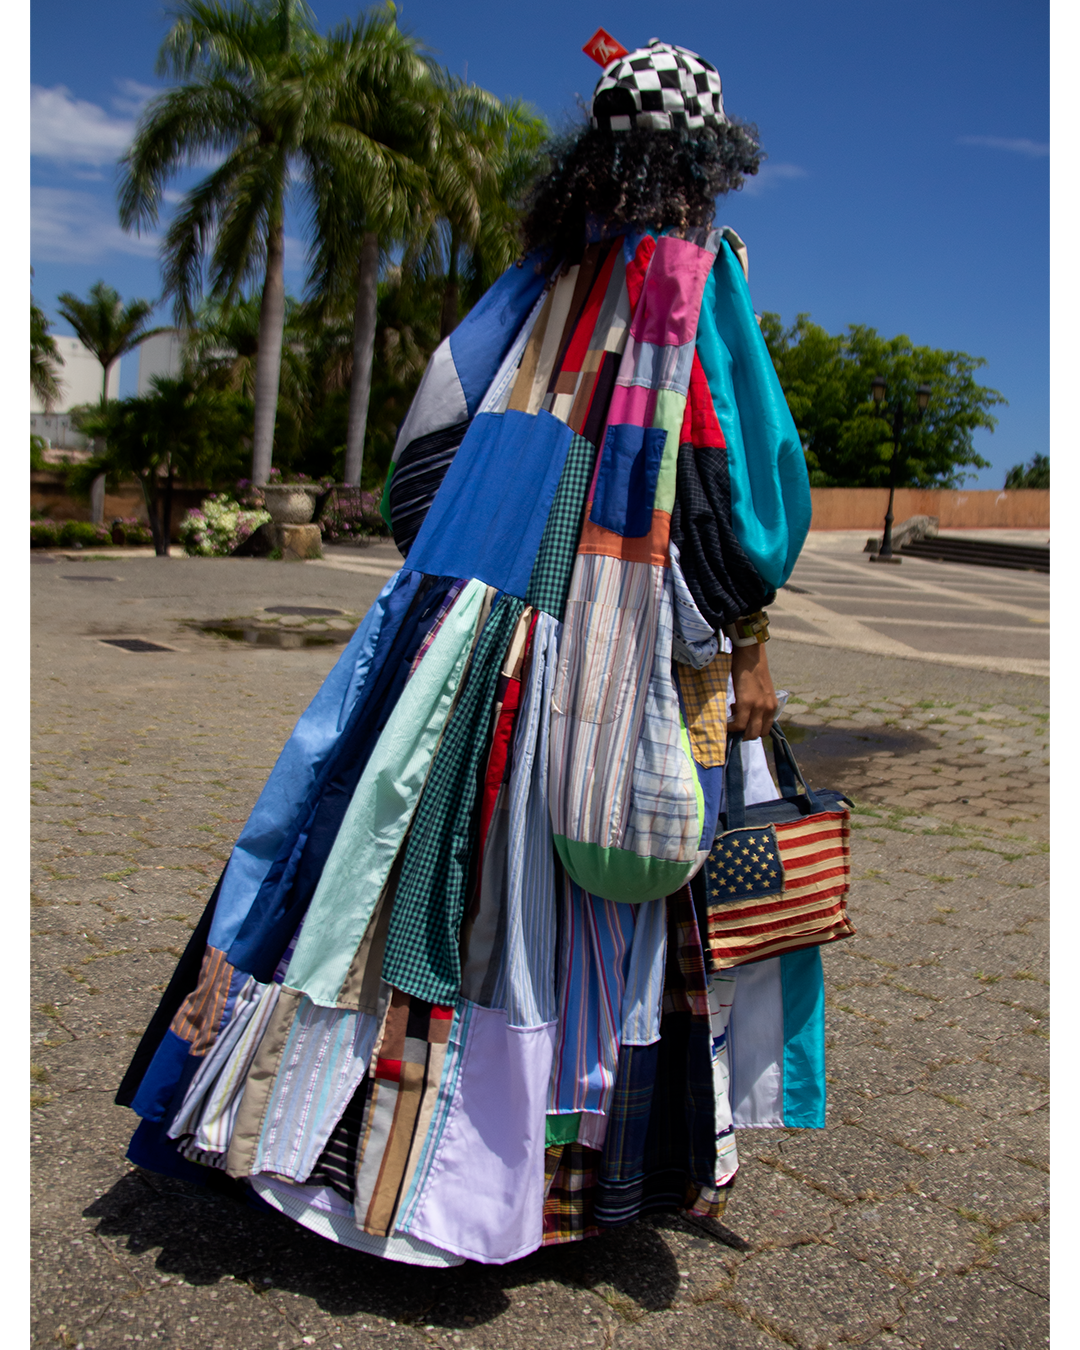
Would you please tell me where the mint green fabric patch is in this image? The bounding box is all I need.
[651,388,686,515]
[285,579,488,1006]
[552,835,695,904]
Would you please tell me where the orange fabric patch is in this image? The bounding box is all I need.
[169,945,235,1055]
[578,509,671,566]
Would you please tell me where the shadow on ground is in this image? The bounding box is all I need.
[85,1169,695,1329]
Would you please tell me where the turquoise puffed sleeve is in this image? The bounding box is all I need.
[695,241,811,591]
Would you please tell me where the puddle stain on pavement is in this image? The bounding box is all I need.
[776,723,935,786]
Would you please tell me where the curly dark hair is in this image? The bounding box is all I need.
[521,121,764,265]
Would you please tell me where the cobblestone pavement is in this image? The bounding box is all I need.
[31,558,1049,1350]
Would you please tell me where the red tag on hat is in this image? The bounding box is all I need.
[583,29,628,68]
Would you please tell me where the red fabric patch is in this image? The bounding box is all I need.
[560,243,620,374]
[625,236,656,316]
[430,1006,455,1020]
[582,29,628,67]
[679,350,726,449]
[375,1058,403,1083]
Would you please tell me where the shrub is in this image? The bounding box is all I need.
[31,519,113,548]
[318,486,390,543]
[178,493,271,556]
[58,520,112,547]
[108,517,156,546]
[30,518,60,547]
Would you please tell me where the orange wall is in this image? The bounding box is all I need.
[809,487,1049,530]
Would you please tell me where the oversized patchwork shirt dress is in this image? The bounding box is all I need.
[117,223,823,1267]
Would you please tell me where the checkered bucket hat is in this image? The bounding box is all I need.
[591,38,726,134]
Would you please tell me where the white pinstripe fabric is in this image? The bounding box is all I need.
[491,611,561,1029]
[251,997,379,1182]
[549,553,699,861]
[167,977,282,1156]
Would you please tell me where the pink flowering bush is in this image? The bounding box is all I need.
[178,494,271,556]
[318,486,389,543]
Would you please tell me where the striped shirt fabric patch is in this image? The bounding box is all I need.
[705,813,855,968]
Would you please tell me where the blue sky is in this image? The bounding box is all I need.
[30,0,1048,487]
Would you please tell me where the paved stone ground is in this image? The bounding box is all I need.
[31,556,1049,1350]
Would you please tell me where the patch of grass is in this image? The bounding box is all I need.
[30,1064,49,1084]
[974,971,1002,985]
[102,867,137,882]
[30,1091,53,1110]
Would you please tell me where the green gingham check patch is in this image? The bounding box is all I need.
[381,594,528,1004]
[525,433,596,621]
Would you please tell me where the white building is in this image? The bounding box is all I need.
[137,328,184,393]
[31,333,119,414]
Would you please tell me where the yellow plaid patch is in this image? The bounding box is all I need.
[676,652,732,768]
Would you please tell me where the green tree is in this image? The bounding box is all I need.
[54,281,163,404]
[74,376,250,554]
[31,278,62,411]
[760,313,1005,488]
[412,83,548,339]
[1004,454,1049,489]
[305,8,441,485]
[118,0,333,485]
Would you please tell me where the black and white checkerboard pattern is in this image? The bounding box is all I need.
[591,38,726,134]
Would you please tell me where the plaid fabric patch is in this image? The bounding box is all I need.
[381,595,528,1005]
[541,1143,601,1245]
[675,653,732,769]
[525,433,597,621]
[169,945,235,1055]
[595,888,719,1227]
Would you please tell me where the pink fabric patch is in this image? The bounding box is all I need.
[630,236,717,348]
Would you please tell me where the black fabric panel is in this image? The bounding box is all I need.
[390,419,471,556]
[115,872,223,1107]
[669,442,774,630]
[581,350,621,449]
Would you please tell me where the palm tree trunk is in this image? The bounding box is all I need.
[139,473,163,556]
[252,218,287,485]
[161,461,174,558]
[440,229,460,340]
[343,231,379,487]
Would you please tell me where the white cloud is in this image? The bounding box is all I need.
[31,187,160,264]
[740,162,809,198]
[957,135,1049,157]
[31,84,135,166]
[111,79,158,117]
[283,233,308,275]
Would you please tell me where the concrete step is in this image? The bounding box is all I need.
[899,536,1050,572]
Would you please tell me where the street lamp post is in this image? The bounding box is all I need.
[868,377,932,565]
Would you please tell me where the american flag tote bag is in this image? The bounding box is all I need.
[704,726,855,969]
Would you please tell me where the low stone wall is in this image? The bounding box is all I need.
[809,487,1049,530]
[30,473,210,541]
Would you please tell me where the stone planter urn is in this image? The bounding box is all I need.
[261,483,319,525]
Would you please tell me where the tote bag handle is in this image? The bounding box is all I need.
[724,723,824,830]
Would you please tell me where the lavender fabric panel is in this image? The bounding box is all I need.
[399,1002,555,1264]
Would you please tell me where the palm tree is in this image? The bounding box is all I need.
[412,83,548,340]
[31,276,61,411]
[304,9,439,485]
[55,281,163,403]
[118,0,330,484]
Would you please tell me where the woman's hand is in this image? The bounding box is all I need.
[728,641,779,742]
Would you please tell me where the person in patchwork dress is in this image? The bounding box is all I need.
[116,34,823,1268]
